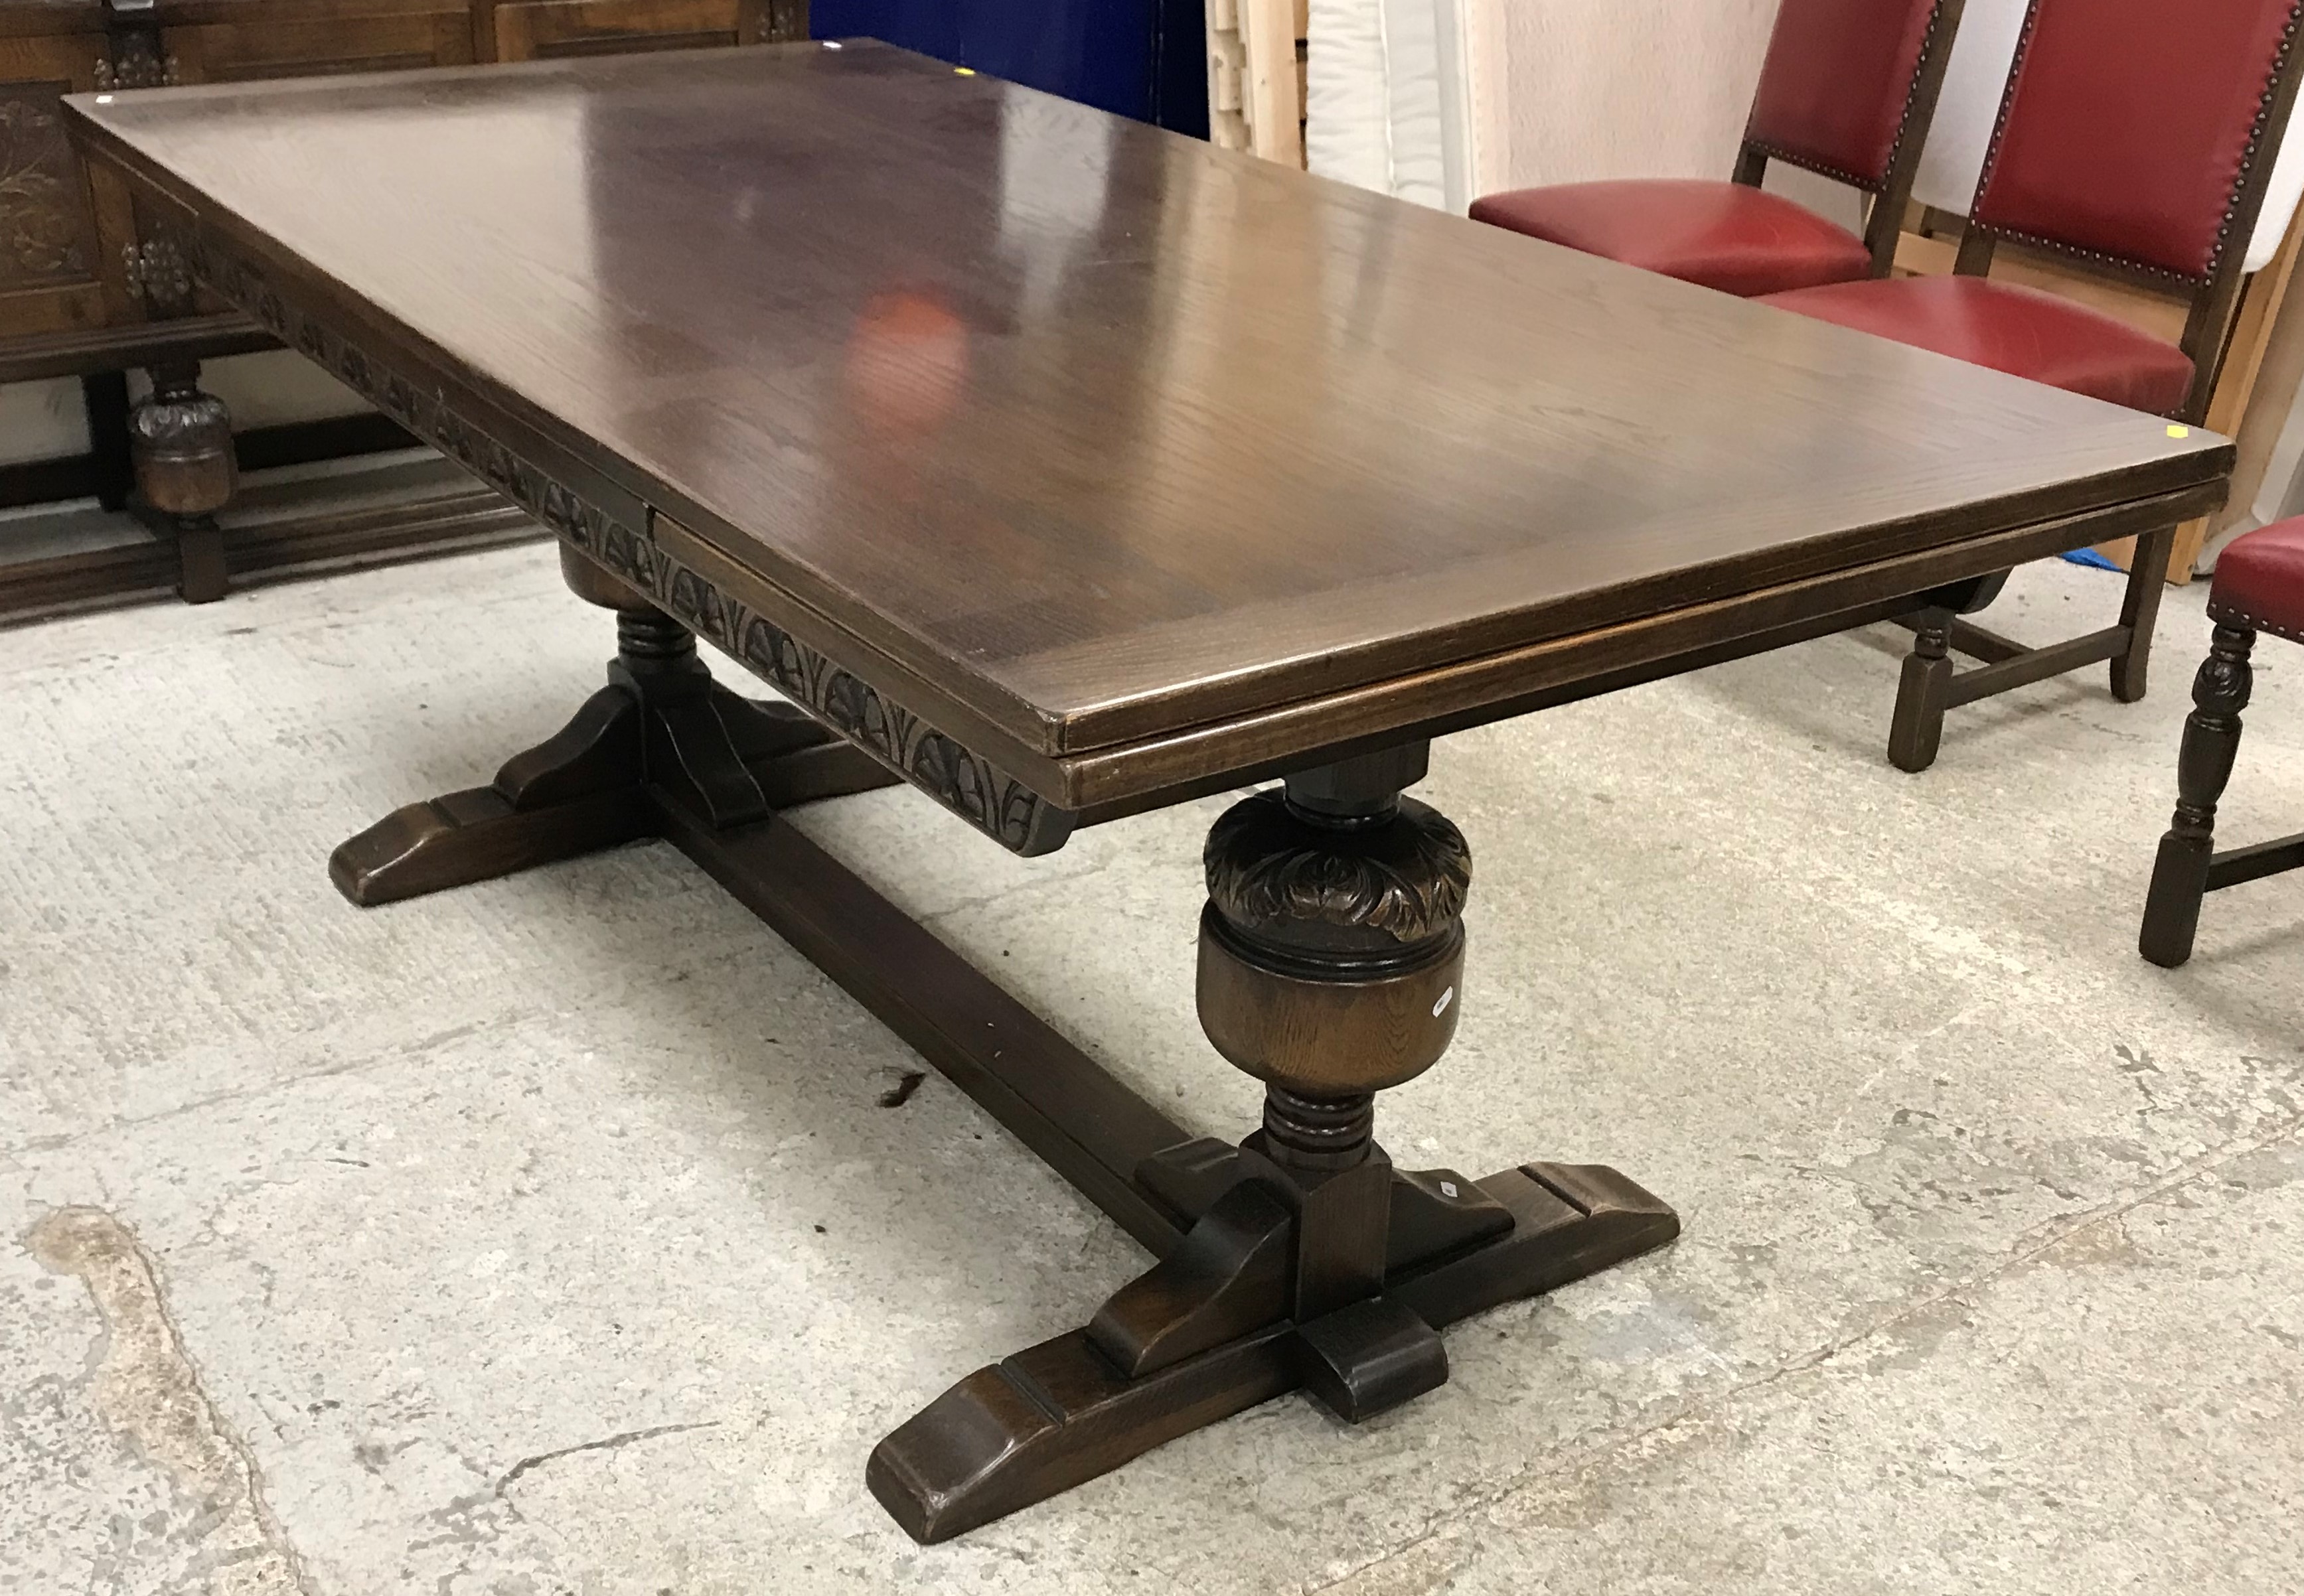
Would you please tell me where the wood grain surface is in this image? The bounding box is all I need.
[67,41,2229,783]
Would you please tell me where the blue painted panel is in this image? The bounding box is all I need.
[812,0,1205,129]
[961,0,1150,120]
[812,0,962,64]
[1152,0,1209,137]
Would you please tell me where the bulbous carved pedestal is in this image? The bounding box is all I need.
[868,752,1681,1543]
[121,237,238,603]
[128,358,236,604]
[1199,786,1470,1108]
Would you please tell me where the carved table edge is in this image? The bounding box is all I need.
[147,208,1078,857]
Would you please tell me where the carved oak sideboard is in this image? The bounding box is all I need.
[0,0,806,615]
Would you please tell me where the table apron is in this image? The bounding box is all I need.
[1067,480,2222,821]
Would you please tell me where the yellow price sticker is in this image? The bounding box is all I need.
[955,66,975,75]
[2167,424,2191,438]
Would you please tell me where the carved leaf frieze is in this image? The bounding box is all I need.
[1206,792,1471,947]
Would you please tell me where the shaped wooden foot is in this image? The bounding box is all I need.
[330,684,654,906]
[331,605,897,906]
[869,1321,1298,1546]
[867,751,1679,1542]
[869,1151,1675,1543]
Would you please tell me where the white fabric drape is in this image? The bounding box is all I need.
[1306,0,1782,212]
[1305,0,1484,211]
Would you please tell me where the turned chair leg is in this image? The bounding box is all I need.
[2140,622,2254,968]
[2112,524,2178,703]
[1887,605,1956,772]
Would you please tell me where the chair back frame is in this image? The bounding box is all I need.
[1949,0,2304,422]
[1729,0,1970,276]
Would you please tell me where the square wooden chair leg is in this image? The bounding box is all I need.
[2112,524,2179,703]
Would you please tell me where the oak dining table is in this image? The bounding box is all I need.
[65,40,2231,1543]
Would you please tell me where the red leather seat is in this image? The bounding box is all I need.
[1760,0,2304,420]
[1469,0,1956,297]
[1470,181,1873,297]
[1759,274,2198,413]
[2210,518,2304,643]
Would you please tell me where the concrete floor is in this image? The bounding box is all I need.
[4,545,2300,1595]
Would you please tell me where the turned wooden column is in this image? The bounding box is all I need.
[128,356,234,602]
[1195,742,1466,1412]
[2140,622,2256,967]
[559,542,714,697]
[873,739,1675,1540]
[123,237,234,603]
[556,544,769,825]
[1198,744,1468,1156]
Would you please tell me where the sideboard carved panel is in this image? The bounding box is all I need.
[0,84,95,291]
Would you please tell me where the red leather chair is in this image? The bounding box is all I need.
[1764,0,2304,772]
[2139,518,2304,966]
[1469,0,1965,296]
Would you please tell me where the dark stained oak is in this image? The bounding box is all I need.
[67,40,2230,806]
[59,42,2248,1543]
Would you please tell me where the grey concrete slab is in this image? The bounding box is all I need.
[1318,1129,2304,1596]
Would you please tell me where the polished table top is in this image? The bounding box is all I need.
[68,41,2230,807]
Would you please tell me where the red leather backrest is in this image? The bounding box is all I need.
[1745,0,1949,186]
[1973,0,2302,279]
